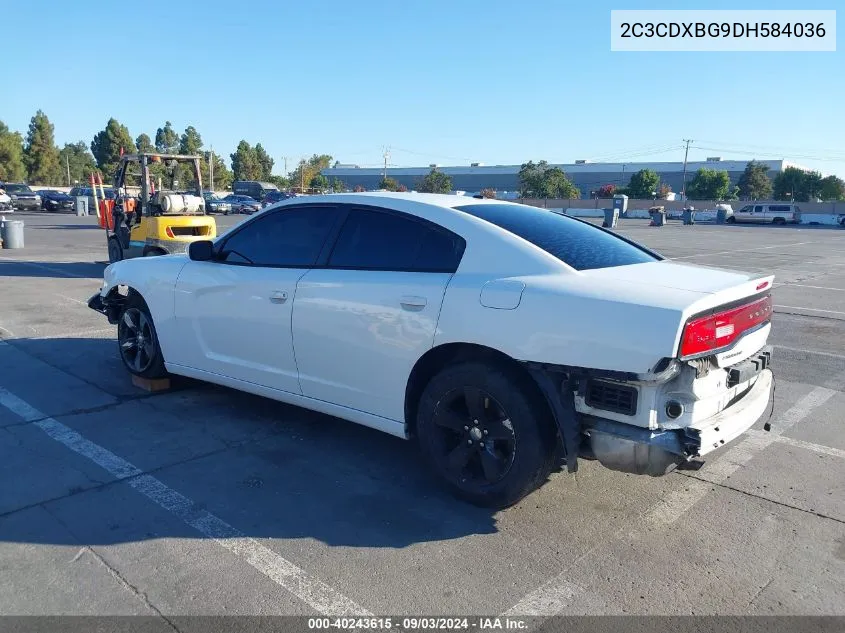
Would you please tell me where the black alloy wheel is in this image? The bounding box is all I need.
[431,386,516,486]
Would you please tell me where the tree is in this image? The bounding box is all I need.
[0,121,26,182]
[267,174,290,189]
[819,175,845,201]
[179,126,203,155]
[517,160,547,198]
[353,184,366,192]
[24,110,62,184]
[517,160,578,198]
[288,154,333,191]
[543,167,580,199]
[737,160,773,200]
[658,183,673,199]
[685,168,731,200]
[597,184,616,198]
[330,178,347,193]
[480,188,497,198]
[201,150,233,191]
[396,183,408,192]
[155,121,179,153]
[58,141,97,185]
[626,169,660,199]
[90,118,135,177]
[230,140,262,181]
[309,174,329,191]
[254,143,274,180]
[378,176,401,191]
[773,167,822,202]
[135,133,155,153]
[416,169,452,193]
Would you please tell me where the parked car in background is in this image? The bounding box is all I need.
[201,191,233,215]
[2,183,41,210]
[261,190,297,207]
[729,203,801,225]
[220,194,261,214]
[89,192,775,508]
[0,189,12,211]
[232,180,279,203]
[38,189,76,212]
[69,185,117,212]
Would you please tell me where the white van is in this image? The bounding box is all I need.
[729,203,801,225]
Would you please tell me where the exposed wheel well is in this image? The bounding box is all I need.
[404,343,552,439]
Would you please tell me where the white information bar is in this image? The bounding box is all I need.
[611,10,836,51]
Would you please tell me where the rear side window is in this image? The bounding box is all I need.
[768,205,790,212]
[328,208,464,272]
[219,206,339,267]
[454,203,660,271]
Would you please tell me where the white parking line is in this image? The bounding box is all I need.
[748,430,845,460]
[0,386,371,616]
[776,283,845,292]
[671,242,813,260]
[775,305,845,316]
[773,345,845,361]
[502,385,836,616]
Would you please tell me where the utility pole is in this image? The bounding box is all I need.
[66,153,71,185]
[300,157,305,193]
[209,147,214,191]
[382,146,390,183]
[283,156,288,175]
[681,139,693,201]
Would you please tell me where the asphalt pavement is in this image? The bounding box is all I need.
[0,210,844,618]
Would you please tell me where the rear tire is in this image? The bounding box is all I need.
[772,217,786,225]
[116,295,168,379]
[726,216,736,224]
[416,361,557,509]
[108,237,123,263]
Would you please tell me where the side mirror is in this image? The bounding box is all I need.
[188,240,214,262]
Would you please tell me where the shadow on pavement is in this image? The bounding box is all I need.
[0,260,106,278]
[0,336,501,548]
[30,224,104,230]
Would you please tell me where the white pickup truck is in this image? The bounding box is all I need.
[729,203,801,225]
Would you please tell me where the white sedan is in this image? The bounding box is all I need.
[89,193,775,508]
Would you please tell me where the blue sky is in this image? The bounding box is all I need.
[3,0,843,176]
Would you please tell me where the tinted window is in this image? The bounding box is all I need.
[219,206,339,267]
[4,184,31,193]
[768,205,790,212]
[454,203,660,271]
[754,205,763,212]
[328,209,463,272]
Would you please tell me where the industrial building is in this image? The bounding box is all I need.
[322,158,803,198]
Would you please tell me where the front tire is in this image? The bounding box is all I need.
[117,296,167,379]
[726,216,736,224]
[108,237,123,263]
[416,362,557,509]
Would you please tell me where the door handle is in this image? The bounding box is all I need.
[270,290,288,304]
[400,295,427,310]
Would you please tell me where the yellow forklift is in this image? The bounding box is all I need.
[103,153,217,262]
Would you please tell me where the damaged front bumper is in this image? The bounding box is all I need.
[87,291,123,324]
[585,368,773,476]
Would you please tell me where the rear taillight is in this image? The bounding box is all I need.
[679,295,773,358]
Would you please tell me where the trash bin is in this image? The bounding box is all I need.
[682,208,696,225]
[649,208,666,227]
[75,196,89,216]
[602,208,620,228]
[0,217,24,249]
[716,208,728,224]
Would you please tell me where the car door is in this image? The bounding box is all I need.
[292,206,466,422]
[172,205,342,393]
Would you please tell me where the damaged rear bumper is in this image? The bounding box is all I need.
[585,368,773,476]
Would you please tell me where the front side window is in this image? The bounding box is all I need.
[218,206,340,267]
[328,208,464,272]
[454,203,659,271]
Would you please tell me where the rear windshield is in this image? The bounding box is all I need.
[454,203,661,271]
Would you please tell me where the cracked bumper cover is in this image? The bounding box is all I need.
[587,368,773,476]
[88,291,122,324]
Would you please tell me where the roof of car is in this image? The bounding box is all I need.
[290,191,514,210]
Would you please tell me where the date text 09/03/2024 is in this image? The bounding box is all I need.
[308,618,528,630]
